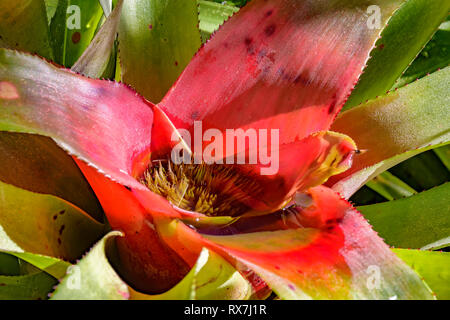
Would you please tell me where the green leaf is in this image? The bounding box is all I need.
[0,252,22,276]
[0,178,105,260]
[0,0,53,60]
[198,0,239,43]
[394,18,450,89]
[2,251,70,279]
[0,270,57,300]
[51,231,129,300]
[334,142,449,200]
[71,0,124,78]
[99,0,113,17]
[365,171,417,201]
[420,237,450,251]
[434,144,450,171]
[0,121,104,262]
[44,0,59,23]
[389,150,450,191]
[52,231,251,300]
[0,132,103,220]
[358,183,450,249]
[394,249,450,300]
[343,0,450,110]
[330,67,450,198]
[210,0,249,7]
[50,0,104,67]
[131,248,252,300]
[118,0,202,102]
[0,251,69,300]
[114,51,122,81]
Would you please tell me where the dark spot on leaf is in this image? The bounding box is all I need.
[191,110,200,120]
[57,238,62,245]
[288,284,295,290]
[328,95,338,114]
[53,215,57,220]
[244,37,255,55]
[274,265,281,270]
[266,51,276,63]
[278,68,295,82]
[329,157,338,168]
[325,218,342,228]
[378,43,385,50]
[0,283,5,286]
[174,61,178,66]
[95,87,108,97]
[59,225,65,235]
[265,10,273,17]
[59,210,65,215]
[264,24,276,37]
[293,73,309,85]
[258,49,267,58]
[148,24,153,30]
[71,32,81,44]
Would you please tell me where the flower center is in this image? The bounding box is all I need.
[141,160,262,217]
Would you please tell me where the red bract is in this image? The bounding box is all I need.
[0,0,433,299]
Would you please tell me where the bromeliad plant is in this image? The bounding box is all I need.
[0,0,449,300]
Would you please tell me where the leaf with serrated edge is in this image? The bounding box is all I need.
[51,231,129,300]
[52,233,250,300]
[394,249,449,300]
[358,183,450,249]
[365,171,416,201]
[0,179,105,260]
[0,132,103,220]
[344,0,450,110]
[156,186,434,300]
[49,0,104,67]
[0,0,53,60]
[71,0,123,78]
[0,251,69,279]
[329,68,450,197]
[0,49,154,191]
[0,270,57,300]
[118,0,201,102]
[197,0,239,43]
[332,142,449,199]
[160,0,404,145]
[393,18,450,89]
[130,248,252,300]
